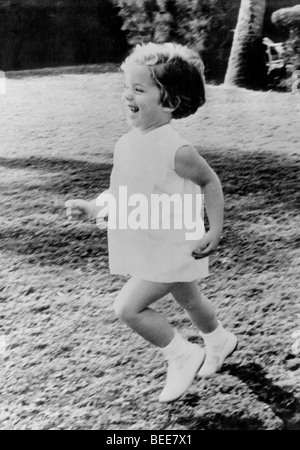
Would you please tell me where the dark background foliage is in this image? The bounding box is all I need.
[0,0,128,71]
[0,0,299,84]
[117,0,240,83]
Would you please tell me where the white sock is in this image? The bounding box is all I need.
[200,321,228,347]
[160,332,191,360]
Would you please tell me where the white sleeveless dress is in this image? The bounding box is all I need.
[101,124,209,282]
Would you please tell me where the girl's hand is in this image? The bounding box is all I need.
[192,230,222,259]
[65,199,93,221]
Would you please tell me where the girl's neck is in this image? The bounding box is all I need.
[134,119,172,135]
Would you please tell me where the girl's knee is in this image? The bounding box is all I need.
[114,295,136,324]
[114,296,126,320]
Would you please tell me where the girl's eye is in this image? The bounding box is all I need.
[123,84,144,93]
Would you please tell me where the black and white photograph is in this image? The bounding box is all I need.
[0,0,299,432]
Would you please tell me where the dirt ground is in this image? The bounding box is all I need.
[0,72,299,430]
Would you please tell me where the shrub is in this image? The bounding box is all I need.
[271,5,300,91]
[116,0,239,82]
[116,0,172,45]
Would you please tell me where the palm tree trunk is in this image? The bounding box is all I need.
[225,0,267,88]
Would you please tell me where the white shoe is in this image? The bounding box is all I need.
[159,344,205,403]
[198,332,238,378]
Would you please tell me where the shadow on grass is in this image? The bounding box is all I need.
[0,150,299,208]
[0,151,299,272]
[0,156,112,197]
[175,362,299,430]
[174,411,265,430]
[201,149,300,214]
[0,156,112,269]
[223,362,300,430]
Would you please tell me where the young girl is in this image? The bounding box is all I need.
[65,42,237,403]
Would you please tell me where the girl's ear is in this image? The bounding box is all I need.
[162,96,181,113]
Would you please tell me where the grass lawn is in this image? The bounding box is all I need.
[0,71,299,430]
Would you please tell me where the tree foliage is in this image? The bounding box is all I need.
[0,0,100,6]
[116,0,172,46]
[116,0,239,81]
[272,6,300,89]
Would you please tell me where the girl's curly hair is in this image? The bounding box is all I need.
[121,42,206,119]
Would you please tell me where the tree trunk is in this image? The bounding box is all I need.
[224,0,267,88]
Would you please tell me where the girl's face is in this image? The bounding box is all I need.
[122,64,172,133]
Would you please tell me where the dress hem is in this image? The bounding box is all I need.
[109,269,210,283]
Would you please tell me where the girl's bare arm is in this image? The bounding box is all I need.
[175,145,224,258]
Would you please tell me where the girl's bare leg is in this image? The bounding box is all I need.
[114,277,174,348]
[171,281,237,378]
[171,281,218,333]
[114,277,206,402]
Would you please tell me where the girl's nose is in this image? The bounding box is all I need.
[123,88,134,101]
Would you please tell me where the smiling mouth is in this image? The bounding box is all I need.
[127,105,139,113]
